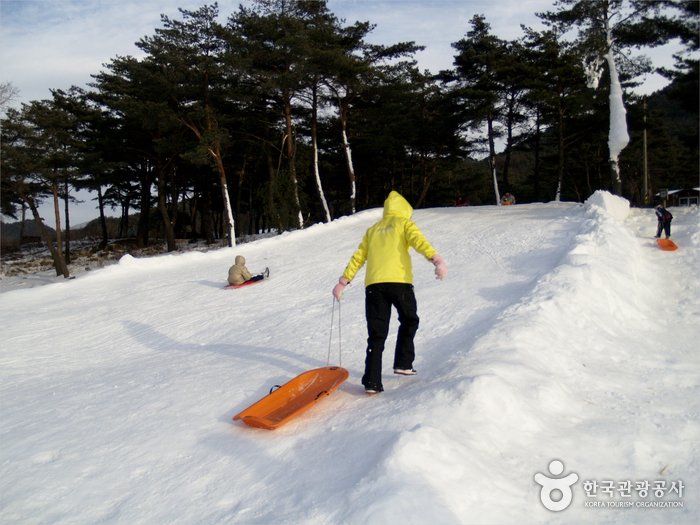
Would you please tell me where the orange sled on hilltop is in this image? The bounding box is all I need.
[233,366,349,430]
[657,239,678,251]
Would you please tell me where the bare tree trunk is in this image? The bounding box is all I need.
[122,191,132,238]
[236,157,246,238]
[63,179,71,264]
[200,191,215,245]
[248,174,254,235]
[416,147,442,208]
[265,146,281,232]
[337,95,357,214]
[487,111,501,205]
[97,185,109,249]
[211,144,235,247]
[556,106,565,202]
[502,97,515,191]
[52,178,66,267]
[311,83,331,223]
[283,91,303,228]
[533,106,541,202]
[157,164,177,252]
[136,166,152,249]
[22,191,69,277]
[20,203,27,243]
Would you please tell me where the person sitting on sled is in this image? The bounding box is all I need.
[500,192,515,205]
[331,191,448,394]
[655,205,673,239]
[228,255,268,286]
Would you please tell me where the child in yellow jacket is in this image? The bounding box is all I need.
[332,191,447,393]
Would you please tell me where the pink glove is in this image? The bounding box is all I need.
[332,277,349,301]
[432,255,447,280]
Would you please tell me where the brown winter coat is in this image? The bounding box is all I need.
[228,255,253,285]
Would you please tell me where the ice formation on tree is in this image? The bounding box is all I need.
[583,22,629,189]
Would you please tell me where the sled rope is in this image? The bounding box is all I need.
[327,298,342,367]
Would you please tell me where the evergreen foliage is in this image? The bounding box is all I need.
[2,0,697,275]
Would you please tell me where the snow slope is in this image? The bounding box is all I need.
[1,191,698,525]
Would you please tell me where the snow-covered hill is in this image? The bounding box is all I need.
[1,191,698,525]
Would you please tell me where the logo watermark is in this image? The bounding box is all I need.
[534,460,579,511]
[535,460,685,512]
[582,479,684,508]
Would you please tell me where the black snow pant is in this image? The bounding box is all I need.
[248,268,269,283]
[362,283,419,389]
[656,219,672,238]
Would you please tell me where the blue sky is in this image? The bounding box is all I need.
[0,0,687,226]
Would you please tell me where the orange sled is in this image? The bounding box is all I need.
[233,366,349,430]
[657,239,678,251]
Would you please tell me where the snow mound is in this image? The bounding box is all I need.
[584,189,630,222]
[118,253,136,266]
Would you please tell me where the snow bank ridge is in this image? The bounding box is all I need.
[465,190,649,381]
[346,191,654,524]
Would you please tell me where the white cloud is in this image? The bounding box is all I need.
[1,0,220,104]
[1,0,684,107]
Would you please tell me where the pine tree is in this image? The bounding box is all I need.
[138,4,238,246]
[538,0,688,196]
[450,15,509,204]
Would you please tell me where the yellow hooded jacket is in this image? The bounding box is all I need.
[342,191,438,287]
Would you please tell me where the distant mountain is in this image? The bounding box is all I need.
[2,215,142,246]
[1,220,56,242]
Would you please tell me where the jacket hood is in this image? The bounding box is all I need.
[235,255,246,265]
[383,191,413,220]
